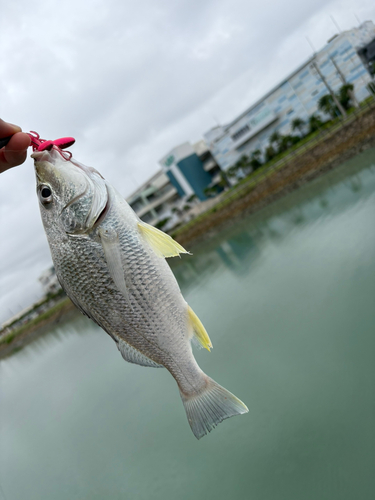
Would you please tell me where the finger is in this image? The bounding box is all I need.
[0,118,22,137]
[0,132,31,173]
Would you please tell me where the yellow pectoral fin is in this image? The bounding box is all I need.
[137,220,190,258]
[188,306,212,351]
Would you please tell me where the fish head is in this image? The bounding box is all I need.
[32,147,108,235]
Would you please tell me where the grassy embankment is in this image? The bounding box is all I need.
[172,96,375,246]
[0,296,75,358]
[0,297,71,345]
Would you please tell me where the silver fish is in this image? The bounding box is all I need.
[32,147,248,439]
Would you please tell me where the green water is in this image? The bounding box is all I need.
[1,150,375,500]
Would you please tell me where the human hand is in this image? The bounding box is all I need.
[0,119,31,173]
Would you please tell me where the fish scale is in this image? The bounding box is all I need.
[57,222,182,364]
[32,146,248,439]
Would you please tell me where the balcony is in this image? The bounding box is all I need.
[137,186,178,217]
[203,158,217,171]
[234,114,278,150]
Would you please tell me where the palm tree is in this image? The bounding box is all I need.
[308,114,323,133]
[226,165,240,179]
[318,94,338,119]
[338,83,354,110]
[217,171,231,189]
[265,145,276,162]
[251,149,262,161]
[249,149,263,170]
[269,131,281,146]
[235,154,251,175]
[291,118,305,136]
[278,135,298,153]
[203,186,218,198]
[368,82,375,95]
[227,155,250,180]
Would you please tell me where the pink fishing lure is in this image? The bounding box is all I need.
[27,131,75,158]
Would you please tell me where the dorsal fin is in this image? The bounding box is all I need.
[137,220,190,258]
[188,306,212,351]
[117,338,163,368]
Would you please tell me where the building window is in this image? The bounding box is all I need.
[350,63,363,73]
[141,211,154,224]
[155,204,167,215]
[339,45,351,55]
[343,52,356,62]
[147,183,174,204]
[130,199,144,212]
[231,125,250,141]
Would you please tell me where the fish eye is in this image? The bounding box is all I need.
[39,185,53,205]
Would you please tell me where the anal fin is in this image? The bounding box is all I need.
[188,306,212,351]
[117,337,163,368]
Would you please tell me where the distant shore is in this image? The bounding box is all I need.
[2,99,375,359]
[172,99,375,248]
[0,297,77,360]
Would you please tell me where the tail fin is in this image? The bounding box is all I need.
[179,377,248,439]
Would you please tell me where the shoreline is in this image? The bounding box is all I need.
[0,298,78,360]
[172,100,375,247]
[2,101,375,359]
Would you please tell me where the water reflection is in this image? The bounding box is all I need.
[174,154,375,296]
[4,313,91,367]
[345,175,363,192]
[216,231,259,273]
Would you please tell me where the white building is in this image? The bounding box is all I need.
[204,21,375,171]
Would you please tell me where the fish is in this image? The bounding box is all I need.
[32,146,248,439]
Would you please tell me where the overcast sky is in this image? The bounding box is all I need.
[0,0,374,323]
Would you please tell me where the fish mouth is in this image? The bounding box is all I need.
[33,147,109,232]
[31,151,53,162]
